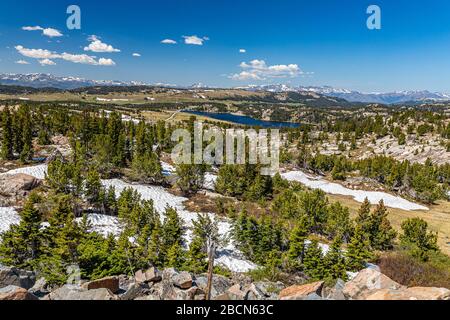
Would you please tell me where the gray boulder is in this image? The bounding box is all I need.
[47,285,117,300]
[0,285,38,300]
[0,266,36,289]
[194,275,231,298]
[173,271,193,289]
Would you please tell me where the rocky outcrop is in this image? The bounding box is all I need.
[1,265,448,301]
[46,285,117,300]
[135,267,162,284]
[343,268,404,300]
[0,266,36,290]
[0,285,38,300]
[279,281,324,300]
[365,287,450,300]
[81,276,120,293]
[0,173,41,205]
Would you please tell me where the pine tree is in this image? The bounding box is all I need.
[1,105,14,160]
[287,219,308,269]
[0,198,42,268]
[346,225,372,271]
[19,105,33,163]
[400,217,439,261]
[85,168,103,205]
[303,239,325,280]
[176,163,207,195]
[368,200,397,250]
[161,207,185,265]
[324,236,348,280]
[355,197,371,235]
[326,202,353,242]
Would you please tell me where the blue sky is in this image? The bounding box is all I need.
[1,0,450,92]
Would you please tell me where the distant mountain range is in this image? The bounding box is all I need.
[237,84,450,104]
[1,73,449,104]
[0,73,150,90]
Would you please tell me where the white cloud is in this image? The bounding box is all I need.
[239,49,246,53]
[15,60,30,65]
[42,28,63,37]
[230,59,303,81]
[161,39,177,44]
[15,45,59,59]
[183,35,208,45]
[132,53,141,57]
[15,45,116,66]
[97,58,116,66]
[84,35,120,53]
[22,26,63,37]
[22,26,43,31]
[39,59,56,66]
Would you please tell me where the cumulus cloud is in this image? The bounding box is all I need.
[183,35,208,45]
[42,28,63,37]
[239,49,246,53]
[39,59,56,66]
[132,53,141,57]
[22,26,63,37]
[22,26,43,31]
[15,45,116,66]
[15,60,30,65]
[84,35,120,53]
[230,59,303,81]
[161,39,177,44]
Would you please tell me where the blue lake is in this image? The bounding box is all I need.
[184,110,301,128]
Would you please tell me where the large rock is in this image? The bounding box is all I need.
[0,285,38,300]
[279,281,324,300]
[0,173,41,196]
[225,284,247,300]
[343,268,404,300]
[47,285,117,300]
[0,266,36,289]
[173,272,193,289]
[120,282,152,300]
[81,276,120,293]
[135,267,162,284]
[28,277,50,298]
[253,281,285,300]
[365,287,450,300]
[194,275,231,299]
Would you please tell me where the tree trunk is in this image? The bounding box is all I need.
[205,244,215,300]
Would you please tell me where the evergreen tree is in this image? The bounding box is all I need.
[325,202,353,242]
[346,225,372,271]
[400,217,439,261]
[287,219,308,269]
[355,197,372,235]
[0,198,42,268]
[1,105,14,160]
[368,200,397,250]
[324,236,348,280]
[161,207,185,265]
[303,239,325,280]
[176,163,207,195]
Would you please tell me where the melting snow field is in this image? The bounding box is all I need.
[0,164,256,272]
[0,207,20,234]
[0,164,48,180]
[281,170,428,211]
[102,178,257,272]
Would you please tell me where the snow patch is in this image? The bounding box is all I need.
[0,207,20,234]
[0,164,47,180]
[281,170,428,211]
